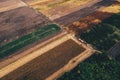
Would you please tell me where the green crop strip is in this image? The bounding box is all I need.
[0,24,61,59]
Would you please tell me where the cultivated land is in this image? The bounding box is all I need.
[0,33,94,80]
[0,24,61,59]
[0,34,95,80]
[1,0,120,80]
[0,6,52,46]
[1,39,85,80]
[56,1,120,80]
[66,1,120,34]
[22,0,96,20]
[57,2,120,79]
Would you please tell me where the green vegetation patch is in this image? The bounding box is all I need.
[0,24,61,59]
[80,13,120,51]
[58,12,120,80]
[58,53,120,80]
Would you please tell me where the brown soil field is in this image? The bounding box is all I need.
[0,6,52,46]
[64,1,120,34]
[1,39,85,80]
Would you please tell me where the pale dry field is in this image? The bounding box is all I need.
[100,2,120,13]
[26,0,94,20]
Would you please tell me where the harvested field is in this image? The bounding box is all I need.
[1,39,85,80]
[0,6,52,46]
[0,24,61,59]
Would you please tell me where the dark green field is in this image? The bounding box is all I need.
[58,13,120,80]
[58,53,120,80]
[0,24,61,59]
[80,13,120,51]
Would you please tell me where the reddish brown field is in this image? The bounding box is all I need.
[67,11,114,34]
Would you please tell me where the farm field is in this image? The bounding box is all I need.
[1,39,85,80]
[54,0,117,26]
[58,53,120,80]
[0,0,26,12]
[0,24,61,59]
[1,0,120,80]
[23,0,95,20]
[57,1,120,80]
[65,1,120,34]
[0,6,52,46]
[80,13,120,52]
